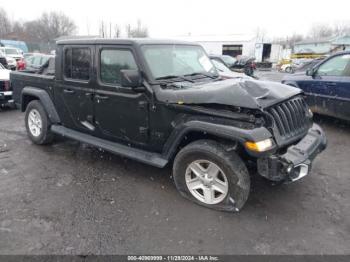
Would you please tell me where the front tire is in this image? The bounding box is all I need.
[173,140,250,212]
[25,100,54,145]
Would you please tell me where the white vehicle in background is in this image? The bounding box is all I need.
[5,56,17,70]
[0,47,24,70]
[0,63,13,107]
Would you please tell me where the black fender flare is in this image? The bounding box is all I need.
[162,120,272,159]
[21,86,61,124]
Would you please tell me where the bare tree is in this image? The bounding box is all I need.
[114,24,121,38]
[333,21,350,37]
[309,23,334,40]
[0,8,12,38]
[23,11,76,43]
[99,21,106,38]
[126,20,149,38]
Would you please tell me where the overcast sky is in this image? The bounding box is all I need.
[1,0,350,39]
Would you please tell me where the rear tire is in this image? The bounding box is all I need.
[25,100,54,145]
[285,66,293,73]
[173,140,250,212]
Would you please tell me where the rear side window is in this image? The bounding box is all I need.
[64,47,91,81]
[100,49,138,85]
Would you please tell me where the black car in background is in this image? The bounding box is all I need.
[210,54,256,76]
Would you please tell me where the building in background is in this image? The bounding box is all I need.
[293,35,350,58]
[174,34,284,65]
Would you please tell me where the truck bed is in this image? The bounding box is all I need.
[11,71,55,107]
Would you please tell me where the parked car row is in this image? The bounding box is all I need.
[0,49,54,72]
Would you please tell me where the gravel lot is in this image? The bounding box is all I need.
[0,70,349,255]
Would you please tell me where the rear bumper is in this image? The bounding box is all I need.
[257,124,327,182]
[0,91,13,105]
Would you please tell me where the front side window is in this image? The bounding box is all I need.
[64,47,91,81]
[141,44,217,79]
[100,49,138,85]
[317,54,350,76]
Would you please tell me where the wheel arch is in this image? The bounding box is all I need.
[21,87,60,124]
[162,120,272,161]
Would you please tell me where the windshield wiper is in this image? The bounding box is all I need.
[184,72,219,79]
[155,75,194,83]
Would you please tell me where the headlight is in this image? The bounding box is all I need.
[245,138,273,152]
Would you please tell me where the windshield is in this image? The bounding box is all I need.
[5,48,18,55]
[221,55,237,67]
[5,48,19,55]
[141,44,217,80]
[0,63,4,69]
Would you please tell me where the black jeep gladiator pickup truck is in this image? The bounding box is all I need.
[11,39,327,211]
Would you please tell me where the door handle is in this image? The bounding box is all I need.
[326,82,337,86]
[63,89,75,94]
[95,94,109,100]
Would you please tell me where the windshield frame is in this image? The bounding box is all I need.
[140,43,218,83]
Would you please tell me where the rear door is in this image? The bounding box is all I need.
[94,45,150,146]
[311,54,350,117]
[54,45,95,132]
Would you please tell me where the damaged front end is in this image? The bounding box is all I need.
[257,124,327,183]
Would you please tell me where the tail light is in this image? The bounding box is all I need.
[4,81,10,91]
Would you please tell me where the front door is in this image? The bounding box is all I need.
[94,46,150,146]
[310,54,350,117]
[55,46,95,132]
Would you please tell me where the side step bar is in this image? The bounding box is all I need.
[51,125,168,168]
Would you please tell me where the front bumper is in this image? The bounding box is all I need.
[0,91,13,105]
[257,124,327,183]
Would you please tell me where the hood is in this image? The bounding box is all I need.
[155,79,302,109]
[0,69,10,81]
[219,71,253,80]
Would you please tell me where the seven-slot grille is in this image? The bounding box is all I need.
[266,96,310,139]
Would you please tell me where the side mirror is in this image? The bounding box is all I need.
[306,68,316,76]
[120,69,142,88]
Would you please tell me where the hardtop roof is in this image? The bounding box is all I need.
[56,38,198,46]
